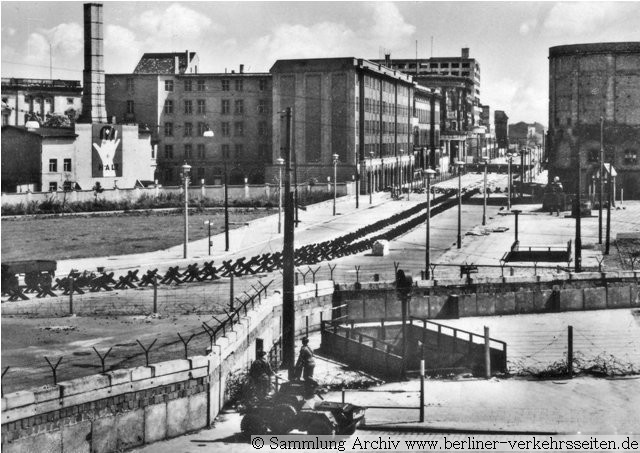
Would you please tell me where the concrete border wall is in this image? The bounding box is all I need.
[336,272,640,322]
[1,281,334,453]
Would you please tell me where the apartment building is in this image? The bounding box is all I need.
[1,78,82,126]
[106,52,272,185]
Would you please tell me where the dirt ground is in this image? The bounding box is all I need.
[1,312,217,393]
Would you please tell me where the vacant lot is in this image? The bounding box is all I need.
[1,209,271,261]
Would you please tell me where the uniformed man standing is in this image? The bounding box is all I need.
[249,350,273,399]
[294,337,315,381]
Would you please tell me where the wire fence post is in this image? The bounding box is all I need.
[419,359,425,422]
[92,347,113,373]
[44,356,63,385]
[136,339,157,367]
[229,275,234,310]
[484,326,491,379]
[177,333,195,360]
[153,274,158,314]
[567,325,573,378]
[69,276,74,315]
[1,367,10,396]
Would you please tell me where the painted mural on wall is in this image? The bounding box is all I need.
[92,124,122,177]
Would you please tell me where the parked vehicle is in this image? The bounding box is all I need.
[240,380,365,436]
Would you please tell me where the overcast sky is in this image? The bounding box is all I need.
[3,1,640,125]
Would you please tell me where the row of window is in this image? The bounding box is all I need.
[48,158,72,172]
[163,143,269,160]
[161,78,268,93]
[360,120,411,136]
[163,121,269,137]
[160,99,270,115]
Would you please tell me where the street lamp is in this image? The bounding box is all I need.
[332,154,339,216]
[456,160,465,249]
[276,157,285,234]
[202,126,228,251]
[482,157,489,226]
[424,168,437,278]
[182,162,191,259]
[203,220,213,255]
[506,153,514,211]
[369,151,375,205]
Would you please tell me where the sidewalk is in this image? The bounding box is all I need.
[55,173,501,277]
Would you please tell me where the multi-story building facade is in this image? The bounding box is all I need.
[1,78,82,126]
[106,52,272,185]
[269,57,424,193]
[372,48,483,166]
[548,42,640,198]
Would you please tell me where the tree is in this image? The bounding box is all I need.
[43,113,71,128]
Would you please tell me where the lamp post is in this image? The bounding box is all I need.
[424,168,436,278]
[506,152,512,206]
[276,157,284,234]
[203,220,213,255]
[482,157,489,226]
[332,154,339,216]
[456,160,465,249]
[202,126,228,251]
[182,162,191,259]
[369,151,374,205]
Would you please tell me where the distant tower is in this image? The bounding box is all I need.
[78,3,108,123]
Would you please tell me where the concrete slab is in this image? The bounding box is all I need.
[116,409,144,450]
[144,403,167,443]
[61,420,91,453]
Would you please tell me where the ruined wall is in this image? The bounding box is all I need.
[548,42,640,198]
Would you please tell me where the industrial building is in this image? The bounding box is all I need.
[548,42,640,198]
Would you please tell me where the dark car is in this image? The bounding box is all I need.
[240,380,365,436]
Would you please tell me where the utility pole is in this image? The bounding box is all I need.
[599,117,604,244]
[575,156,582,273]
[282,108,296,379]
[606,164,612,255]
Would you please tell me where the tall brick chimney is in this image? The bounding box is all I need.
[79,3,108,123]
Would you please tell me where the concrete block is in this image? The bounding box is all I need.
[187,393,208,432]
[91,415,118,453]
[495,293,516,314]
[583,287,607,310]
[116,408,144,450]
[458,294,477,317]
[2,430,62,453]
[33,385,61,404]
[372,240,390,256]
[537,274,556,283]
[59,374,110,398]
[410,297,429,318]
[608,285,632,308]
[145,403,167,443]
[62,419,91,453]
[1,398,5,412]
[631,284,640,306]
[476,294,496,316]
[3,390,35,409]
[428,296,448,318]
[131,366,153,381]
[105,369,131,386]
[572,272,600,281]
[515,291,536,314]
[559,288,583,311]
[604,271,621,279]
[189,355,209,370]
[166,396,189,438]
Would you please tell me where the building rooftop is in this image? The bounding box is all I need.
[2,125,78,138]
[133,52,197,74]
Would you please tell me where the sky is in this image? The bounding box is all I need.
[2,1,640,125]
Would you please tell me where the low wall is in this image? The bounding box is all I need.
[1,281,335,453]
[1,182,355,208]
[336,272,640,322]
